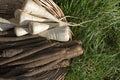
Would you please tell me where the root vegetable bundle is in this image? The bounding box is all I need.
[0,39,83,80]
[0,0,71,42]
[0,0,84,80]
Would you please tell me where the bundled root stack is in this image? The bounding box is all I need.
[0,0,83,80]
[0,38,83,80]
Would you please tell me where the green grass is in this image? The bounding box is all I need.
[56,0,120,80]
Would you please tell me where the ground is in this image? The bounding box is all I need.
[56,0,120,80]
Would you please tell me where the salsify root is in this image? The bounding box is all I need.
[0,42,57,65]
[0,49,23,58]
[0,34,41,42]
[0,37,46,50]
[3,60,69,77]
[6,41,79,66]
[21,44,83,77]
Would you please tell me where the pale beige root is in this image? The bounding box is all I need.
[14,26,29,36]
[0,17,15,31]
[13,0,72,41]
[39,26,72,41]
[29,21,68,35]
[33,0,70,26]
[22,0,59,21]
[29,22,50,34]
[44,22,60,28]
[15,9,50,26]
